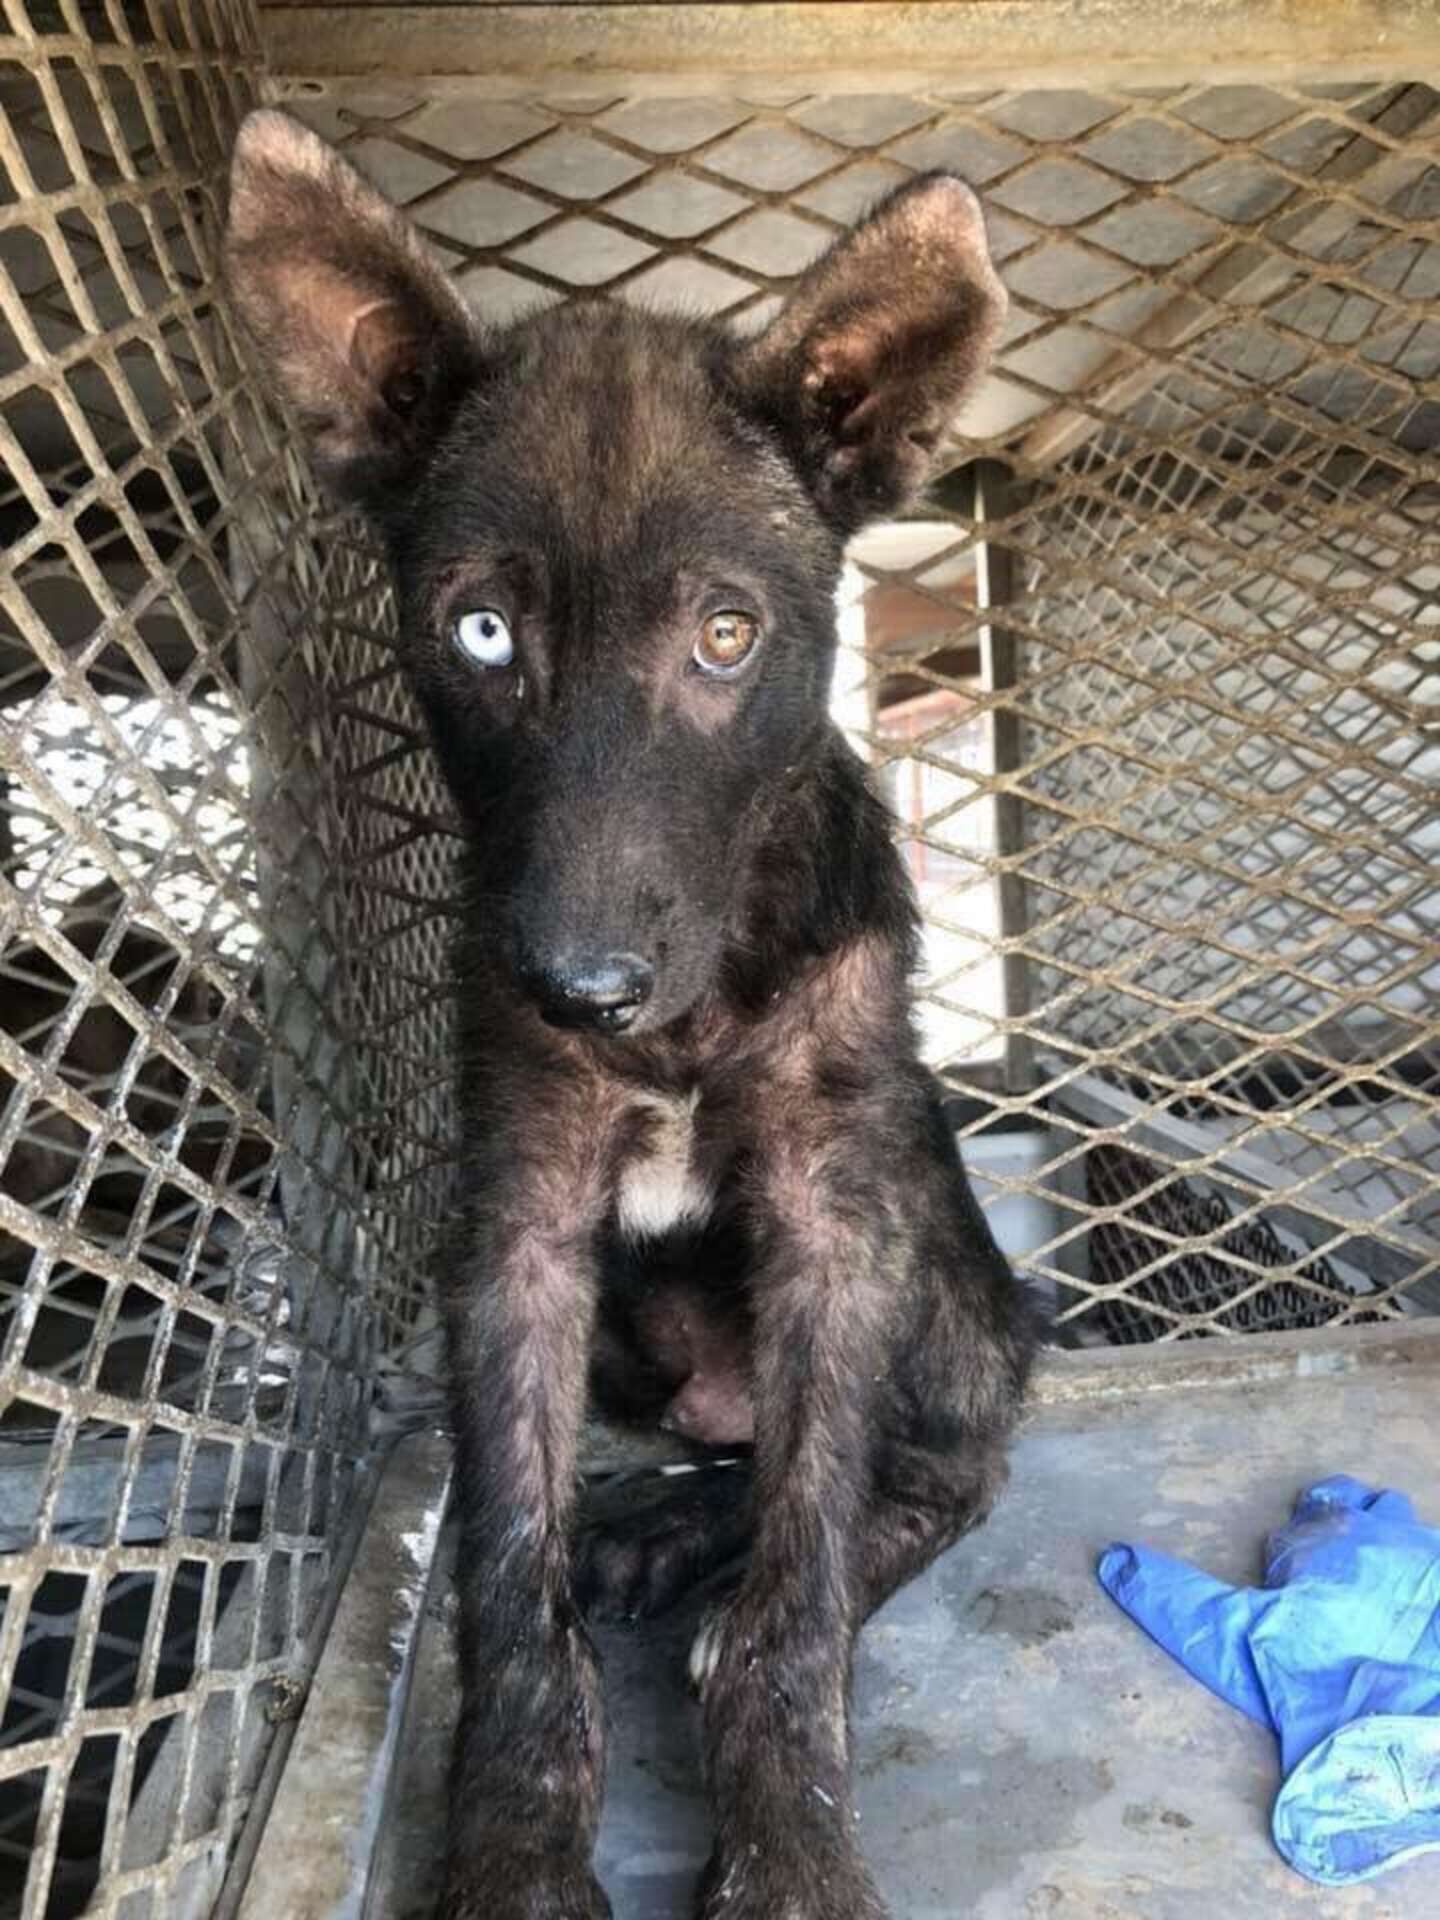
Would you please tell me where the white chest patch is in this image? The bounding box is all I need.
[616,1089,712,1240]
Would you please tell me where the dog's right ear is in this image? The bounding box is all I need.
[224,110,480,506]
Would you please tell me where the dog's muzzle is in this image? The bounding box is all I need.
[517,949,655,1034]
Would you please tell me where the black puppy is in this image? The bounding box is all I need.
[225,110,1033,1920]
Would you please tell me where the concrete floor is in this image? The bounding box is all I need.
[373,1358,1438,1920]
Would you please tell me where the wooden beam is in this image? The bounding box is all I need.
[261,1,1440,89]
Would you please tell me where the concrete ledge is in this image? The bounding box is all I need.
[1031,1317,1440,1406]
[229,1428,452,1920]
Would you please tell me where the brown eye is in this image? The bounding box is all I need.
[694,610,761,675]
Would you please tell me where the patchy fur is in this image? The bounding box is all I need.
[225,110,1032,1920]
[616,1089,711,1241]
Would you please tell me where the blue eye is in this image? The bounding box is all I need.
[452,608,514,667]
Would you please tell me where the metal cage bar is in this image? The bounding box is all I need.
[0,5,454,1913]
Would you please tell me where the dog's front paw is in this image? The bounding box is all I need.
[696,1836,888,1920]
[687,1595,730,1694]
[440,1853,612,1920]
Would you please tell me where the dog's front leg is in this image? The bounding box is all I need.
[440,1076,615,1920]
[690,1110,896,1920]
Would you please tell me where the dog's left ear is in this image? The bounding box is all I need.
[735,173,1006,534]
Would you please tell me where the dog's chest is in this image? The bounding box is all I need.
[615,1088,711,1239]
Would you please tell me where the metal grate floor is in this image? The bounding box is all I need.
[371,1337,1440,1920]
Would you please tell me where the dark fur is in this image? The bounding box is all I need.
[225,112,1033,1920]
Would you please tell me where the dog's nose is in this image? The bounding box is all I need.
[519,950,655,1033]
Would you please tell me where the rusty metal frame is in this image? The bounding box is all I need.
[260,1,1440,92]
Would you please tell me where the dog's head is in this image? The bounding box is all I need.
[224,111,1005,1035]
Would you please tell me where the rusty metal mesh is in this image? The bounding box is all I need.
[0,4,453,1914]
[272,70,1439,1354]
[1,31,1438,1915]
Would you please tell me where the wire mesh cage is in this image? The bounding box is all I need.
[1,11,1438,1915]
[0,3,452,1913]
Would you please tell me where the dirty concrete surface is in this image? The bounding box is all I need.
[373,1364,1438,1919]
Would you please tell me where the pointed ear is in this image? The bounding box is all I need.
[223,109,481,506]
[735,174,1006,534]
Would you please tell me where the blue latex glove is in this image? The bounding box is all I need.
[1098,1475,1440,1886]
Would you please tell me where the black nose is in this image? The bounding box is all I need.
[519,950,655,1033]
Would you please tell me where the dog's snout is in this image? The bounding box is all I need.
[519,950,655,1033]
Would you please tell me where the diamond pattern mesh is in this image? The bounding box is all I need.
[1,26,1438,1915]
[0,6,452,1914]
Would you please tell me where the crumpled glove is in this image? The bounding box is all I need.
[1097,1475,1440,1886]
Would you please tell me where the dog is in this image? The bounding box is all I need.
[225,109,1033,1920]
